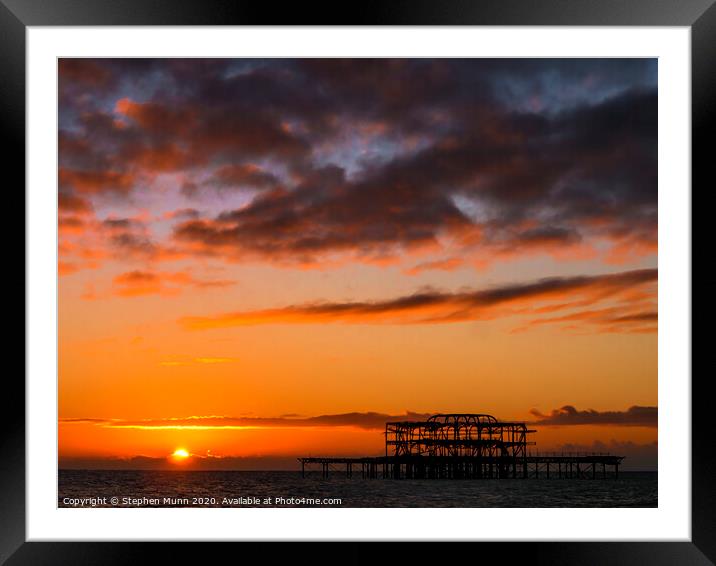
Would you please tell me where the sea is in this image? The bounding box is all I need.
[58,470,657,508]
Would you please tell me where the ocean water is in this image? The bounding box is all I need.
[58,470,657,507]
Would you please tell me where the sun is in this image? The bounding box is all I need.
[171,448,190,459]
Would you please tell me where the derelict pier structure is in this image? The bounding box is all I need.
[299,413,624,480]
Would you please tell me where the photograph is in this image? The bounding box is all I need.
[57,57,658,509]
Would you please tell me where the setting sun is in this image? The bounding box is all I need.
[171,448,190,459]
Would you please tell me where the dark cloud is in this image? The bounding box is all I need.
[173,161,471,263]
[170,87,656,265]
[521,307,657,334]
[59,59,114,88]
[59,59,657,268]
[514,227,583,247]
[109,233,158,256]
[102,218,141,230]
[100,217,158,258]
[205,163,280,191]
[59,168,135,196]
[58,191,93,214]
[180,268,656,332]
[530,405,657,427]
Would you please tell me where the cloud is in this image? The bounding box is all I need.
[59,59,114,89]
[113,270,168,297]
[59,191,93,214]
[168,87,656,268]
[164,208,200,220]
[530,405,657,427]
[58,59,657,271]
[59,167,135,196]
[517,307,657,334]
[59,411,432,431]
[404,258,465,275]
[112,269,235,298]
[204,163,280,192]
[179,268,656,333]
[99,217,159,259]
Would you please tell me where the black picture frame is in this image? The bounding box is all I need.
[2,1,710,563]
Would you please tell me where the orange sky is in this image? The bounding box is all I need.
[58,58,658,469]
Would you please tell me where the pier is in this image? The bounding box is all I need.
[299,413,623,479]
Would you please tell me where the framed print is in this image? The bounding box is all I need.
[4,0,711,563]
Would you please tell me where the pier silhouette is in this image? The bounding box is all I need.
[299,413,623,479]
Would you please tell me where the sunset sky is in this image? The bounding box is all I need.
[58,59,657,470]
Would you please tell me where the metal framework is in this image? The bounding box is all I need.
[381,413,535,478]
[386,413,534,459]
